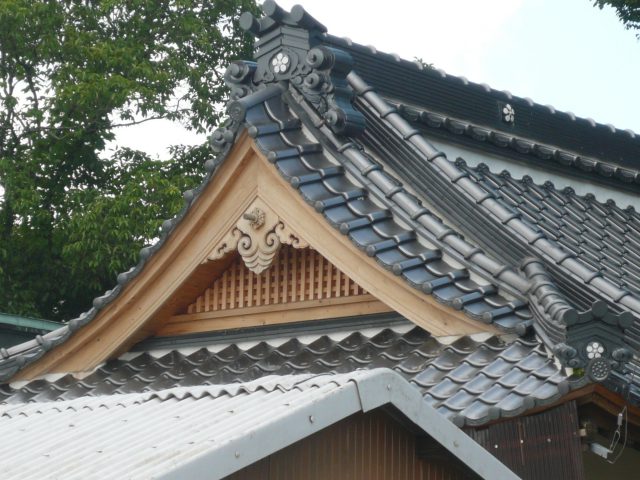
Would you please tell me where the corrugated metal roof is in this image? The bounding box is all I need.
[0,373,343,479]
[0,313,58,332]
[0,369,517,480]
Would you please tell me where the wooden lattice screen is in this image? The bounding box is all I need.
[186,246,368,314]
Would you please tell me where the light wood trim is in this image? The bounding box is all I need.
[166,245,382,335]
[160,296,389,336]
[17,134,494,379]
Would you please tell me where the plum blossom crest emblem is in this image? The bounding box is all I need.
[502,103,515,124]
[271,52,290,74]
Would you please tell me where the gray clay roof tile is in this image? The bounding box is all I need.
[0,323,586,427]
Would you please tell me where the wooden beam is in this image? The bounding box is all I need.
[159,296,391,336]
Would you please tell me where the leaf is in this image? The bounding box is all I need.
[0,0,258,320]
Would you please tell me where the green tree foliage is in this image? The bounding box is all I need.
[0,0,258,320]
[593,1,640,36]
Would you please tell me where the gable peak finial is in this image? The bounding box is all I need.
[213,1,366,139]
[205,199,309,274]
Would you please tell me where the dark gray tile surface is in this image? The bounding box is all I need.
[324,35,640,183]
[459,164,640,299]
[393,103,640,187]
[0,324,579,427]
[246,95,532,332]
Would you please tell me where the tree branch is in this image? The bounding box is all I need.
[111,115,168,128]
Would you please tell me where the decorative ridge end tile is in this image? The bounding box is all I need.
[522,257,635,382]
[233,2,365,137]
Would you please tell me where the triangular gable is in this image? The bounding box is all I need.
[16,133,487,379]
[158,244,391,336]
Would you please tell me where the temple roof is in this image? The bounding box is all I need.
[1,0,638,415]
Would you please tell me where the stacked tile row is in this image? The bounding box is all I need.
[248,95,531,330]
[0,326,576,426]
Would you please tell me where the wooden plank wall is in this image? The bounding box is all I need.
[224,410,479,480]
[187,246,367,314]
[466,401,585,480]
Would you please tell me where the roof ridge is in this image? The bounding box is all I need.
[324,34,639,141]
[393,102,640,187]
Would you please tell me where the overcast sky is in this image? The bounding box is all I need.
[111,0,640,158]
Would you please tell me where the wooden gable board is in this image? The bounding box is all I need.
[17,132,493,379]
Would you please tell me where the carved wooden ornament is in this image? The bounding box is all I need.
[205,199,309,274]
